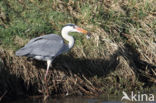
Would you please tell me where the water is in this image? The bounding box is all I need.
[4,96,122,103]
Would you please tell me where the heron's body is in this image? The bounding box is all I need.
[16,34,68,61]
[16,24,90,80]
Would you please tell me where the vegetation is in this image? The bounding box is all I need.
[0,0,156,101]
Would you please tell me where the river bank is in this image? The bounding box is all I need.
[0,0,156,101]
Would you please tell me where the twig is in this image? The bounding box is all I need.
[0,90,7,101]
[151,69,156,76]
[82,75,94,87]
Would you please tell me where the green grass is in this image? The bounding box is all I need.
[0,0,155,65]
[0,0,155,49]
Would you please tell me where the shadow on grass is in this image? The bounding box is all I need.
[123,43,156,87]
[32,44,156,80]
[32,49,119,78]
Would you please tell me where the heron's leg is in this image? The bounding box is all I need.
[45,60,52,80]
[43,60,52,101]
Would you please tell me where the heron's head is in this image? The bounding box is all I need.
[62,24,91,39]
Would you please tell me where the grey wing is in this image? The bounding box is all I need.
[24,34,60,47]
[16,34,65,59]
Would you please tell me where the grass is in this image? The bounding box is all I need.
[0,0,155,47]
[0,0,156,99]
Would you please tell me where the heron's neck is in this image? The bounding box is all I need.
[61,29,74,49]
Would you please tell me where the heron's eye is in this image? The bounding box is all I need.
[73,26,75,29]
[73,25,77,29]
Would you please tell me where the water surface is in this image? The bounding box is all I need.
[4,96,122,103]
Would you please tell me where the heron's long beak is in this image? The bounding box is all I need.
[76,27,91,39]
[76,27,88,34]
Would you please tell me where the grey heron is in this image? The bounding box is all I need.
[16,24,91,80]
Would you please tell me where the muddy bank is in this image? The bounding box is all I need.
[0,37,156,100]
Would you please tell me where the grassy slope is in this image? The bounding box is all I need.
[0,0,156,98]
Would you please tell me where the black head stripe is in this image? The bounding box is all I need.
[64,24,76,28]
